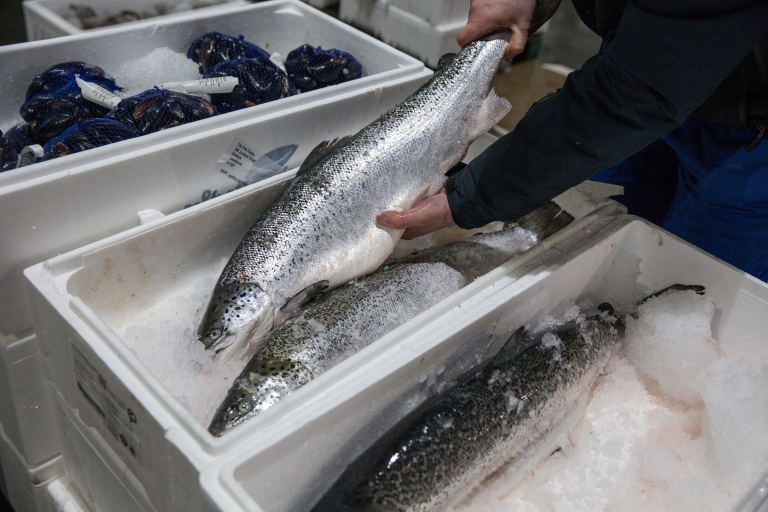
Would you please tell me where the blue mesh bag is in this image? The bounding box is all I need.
[20,62,121,145]
[0,124,32,171]
[202,58,296,113]
[42,118,138,161]
[187,32,270,73]
[106,89,217,135]
[285,45,363,93]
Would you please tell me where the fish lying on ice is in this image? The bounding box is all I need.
[197,31,513,358]
[310,303,622,511]
[207,202,573,436]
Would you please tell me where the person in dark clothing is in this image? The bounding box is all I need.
[377,0,768,280]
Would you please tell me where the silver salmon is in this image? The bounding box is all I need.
[207,203,574,436]
[310,305,621,511]
[197,32,512,358]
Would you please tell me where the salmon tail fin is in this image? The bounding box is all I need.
[471,88,511,140]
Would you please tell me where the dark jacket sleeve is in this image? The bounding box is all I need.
[447,0,768,228]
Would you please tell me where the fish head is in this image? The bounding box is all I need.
[208,359,314,436]
[198,282,275,358]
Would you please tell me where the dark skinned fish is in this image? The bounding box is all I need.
[310,304,622,511]
[208,202,574,436]
[197,31,513,359]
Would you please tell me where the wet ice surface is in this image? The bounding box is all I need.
[115,47,202,98]
[114,271,244,429]
[460,289,768,512]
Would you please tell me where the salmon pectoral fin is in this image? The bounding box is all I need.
[470,88,512,140]
[276,280,331,322]
[297,136,354,176]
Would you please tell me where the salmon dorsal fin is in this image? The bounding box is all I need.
[436,53,456,71]
[297,136,353,177]
[491,326,536,367]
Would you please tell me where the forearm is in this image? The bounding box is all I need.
[449,0,768,227]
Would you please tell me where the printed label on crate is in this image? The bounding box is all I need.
[72,344,143,463]
[156,76,240,94]
[183,139,298,209]
[75,76,122,109]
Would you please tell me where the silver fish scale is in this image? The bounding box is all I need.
[392,226,539,282]
[207,263,465,434]
[317,316,619,511]
[251,262,464,375]
[214,35,508,307]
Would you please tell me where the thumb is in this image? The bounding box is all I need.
[456,20,496,48]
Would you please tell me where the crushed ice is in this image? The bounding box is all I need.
[460,289,768,511]
[115,47,202,98]
[114,270,245,429]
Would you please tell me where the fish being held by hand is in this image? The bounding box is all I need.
[197,31,513,358]
[207,202,574,436]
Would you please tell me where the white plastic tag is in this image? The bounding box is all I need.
[75,76,122,109]
[155,76,239,94]
[16,144,44,168]
[269,52,287,73]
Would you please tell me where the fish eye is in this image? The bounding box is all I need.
[209,328,221,340]
[239,402,251,412]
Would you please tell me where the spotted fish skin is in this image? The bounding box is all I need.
[207,203,574,436]
[208,262,465,436]
[198,32,511,357]
[312,308,621,512]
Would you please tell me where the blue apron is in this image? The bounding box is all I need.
[591,118,768,281]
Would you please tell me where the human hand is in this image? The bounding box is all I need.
[456,0,538,61]
[376,192,456,240]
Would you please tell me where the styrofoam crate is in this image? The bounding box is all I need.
[340,0,464,68]
[390,0,469,26]
[49,384,156,512]
[0,422,64,512]
[22,123,621,512]
[1,0,427,181]
[0,20,428,480]
[0,330,58,466]
[197,215,768,511]
[22,0,248,41]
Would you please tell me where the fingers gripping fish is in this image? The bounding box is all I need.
[198,32,512,358]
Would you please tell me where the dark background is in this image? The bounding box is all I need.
[1,0,28,46]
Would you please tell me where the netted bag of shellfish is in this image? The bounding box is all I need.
[0,124,32,172]
[20,62,122,145]
[284,45,363,93]
[202,57,296,113]
[105,89,217,135]
[187,32,270,74]
[42,118,139,161]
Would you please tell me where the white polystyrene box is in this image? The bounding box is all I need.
[390,0,470,26]
[48,384,155,512]
[2,0,427,180]
[196,215,768,512]
[0,330,59,466]
[0,41,430,339]
[22,127,620,512]
[0,24,428,480]
[0,422,64,512]
[340,0,463,68]
[22,0,248,41]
